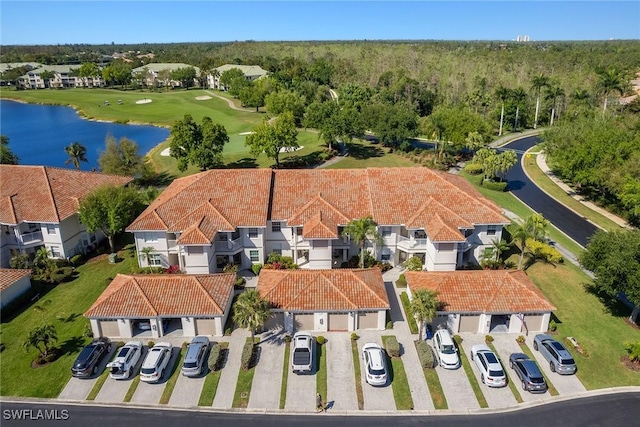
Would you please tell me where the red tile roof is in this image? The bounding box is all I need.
[84,273,235,318]
[0,269,31,291]
[126,168,508,243]
[257,268,389,312]
[405,270,556,314]
[0,166,132,225]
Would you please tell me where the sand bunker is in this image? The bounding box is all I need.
[160,148,171,157]
[136,99,153,105]
[195,95,212,101]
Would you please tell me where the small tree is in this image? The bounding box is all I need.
[624,341,640,363]
[23,324,58,360]
[232,290,272,341]
[245,111,298,168]
[139,246,154,272]
[509,213,549,270]
[1,135,19,165]
[64,142,88,170]
[98,135,150,177]
[410,289,439,339]
[170,114,229,171]
[403,256,423,271]
[342,216,382,268]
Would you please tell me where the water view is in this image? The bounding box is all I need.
[0,99,169,170]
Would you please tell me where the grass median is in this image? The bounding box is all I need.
[123,375,141,403]
[279,341,290,409]
[422,368,447,409]
[159,346,186,404]
[232,337,259,408]
[198,342,229,406]
[86,366,111,401]
[316,339,328,407]
[350,339,365,410]
[381,335,414,410]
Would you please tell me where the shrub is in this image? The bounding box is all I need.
[548,320,557,332]
[403,256,423,271]
[378,261,393,272]
[208,343,222,371]
[241,340,256,370]
[516,335,526,344]
[385,336,400,357]
[284,334,292,343]
[117,341,125,348]
[251,263,263,276]
[485,335,494,343]
[386,321,394,330]
[350,333,359,341]
[234,276,246,290]
[165,265,180,274]
[396,274,407,288]
[69,254,84,267]
[624,341,640,363]
[415,340,436,369]
[147,341,155,348]
[10,253,32,269]
[264,252,298,270]
[526,238,564,264]
[400,292,418,334]
[224,327,232,336]
[453,335,463,345]
[50,267,74,283]
[316,336,326,345]
[463,163,484,175]
[223,263,239,273]
[480,180,508,192]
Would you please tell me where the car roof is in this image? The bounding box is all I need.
[434,329,454,343]
[363,344,385,369]
[521,359,544,377]
[191,336,209,344]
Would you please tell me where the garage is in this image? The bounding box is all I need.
[195,318,216,335]
[99,320,120,336]
[458,314,481,333]
[263,312,285,331]
[431,314,449,331]
[328,312,349,331]
[489,314,510,333]
[523,313,545,332]
[294,313,315,331]
[358,311,379,329]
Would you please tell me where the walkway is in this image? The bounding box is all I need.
[212,328,249,409]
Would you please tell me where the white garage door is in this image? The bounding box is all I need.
[523,314,545,332]
[458,314,480,333]
[99,320,120,337]
[195,318,216,335]
[294,313,315,331]
[264,312,285,331]
[328,313,349,331]
[358,311,379,329]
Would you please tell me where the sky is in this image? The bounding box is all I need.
[1,1,638,45]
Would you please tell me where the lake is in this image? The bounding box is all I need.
[0,99,170,170]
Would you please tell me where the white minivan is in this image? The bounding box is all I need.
[433,329,460,369]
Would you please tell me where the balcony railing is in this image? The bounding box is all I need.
[214,237,243,252]
[167,239,178,252]
[18,231,43,245]
[397,235,428,249]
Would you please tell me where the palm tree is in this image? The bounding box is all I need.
[546,85,565,126]
[342,216,382,268]
[232,289,272,341]
[494,86,510,136]
[64,142,88,170]
[596,67,626,115]
[490,239,509,262]
[410,289,439,339]
[510,88,527,132]
[23,324,58,359]
[530,74,549,129]
[510,213,549,269]
[570,89,591,106]
[139,246,155,272]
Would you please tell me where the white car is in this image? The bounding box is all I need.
[470,344,507,387]
[106,341,143,379]
[362,342,388,386]
[140,342,172,383]
[433,329,460,369]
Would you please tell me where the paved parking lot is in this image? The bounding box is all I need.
[325,332,358,411]
[94,346,147,403]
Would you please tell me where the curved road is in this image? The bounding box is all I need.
[499,136,599,247]
[2,392,639,426]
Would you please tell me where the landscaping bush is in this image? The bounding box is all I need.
[50,267,74,283]
[400,292,418,334]
[350,333,359,341]
[386,321,394,330]
[403,256,423,271]
[526,238,564,264]
[516,335,526,344]
[453,335,463,345]
[378,261,393,272]
[316,336,326,345]
[463,163,484,175]
[165,265,180,274]
[480,180,508,192]
[116,341,125,348]
[485,335,494,343]
[148,341,155,348]
[208,342,222,371]
[69,254,84,267]
[130,266,164,274]
[234,276,246,290]
[223,263,239,273]
[240,340,256,370]
[385,336,401,357]
[415,340,436,368]
[263,252,298,270]
[9,253,31,269]
[548,320,557,332]
[624,341,640,363]
[395,273,407,288]
[251,263,262,276]
[284,334,292,343]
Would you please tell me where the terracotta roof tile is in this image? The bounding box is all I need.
[0,268,31,291]
[84,273,235,318]
[302,212,338,239]
[0,166,132,225]
[257,269,389,312]
[405,270,556,314]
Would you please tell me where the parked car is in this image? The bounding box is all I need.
[433,329,460,369]
[533,334,577,375]
[291,332,315,374]
[470,344,507,387]
[106,341,143,380]
[509,353,548,393]
[134,320,151,331]
[362,343,388,386]
[181,336,209,377]
[71,337,112,378]
[140,342,172,383]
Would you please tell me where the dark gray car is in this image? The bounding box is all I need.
[71,338,111,378]
[533,334,577,375]
[509,353,547,393]
[181,336,209,377]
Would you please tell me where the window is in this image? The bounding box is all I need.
[248,228,258,238]
[50,245,62,258]
[143,232,158,243]
[381,247,391,261]
[148,253,162,266]
[487,225,497,236]
[380,226,392,237]
[271,221,281,232]
[250,250,260,262]
[188,246,203,255]
[28,223,38,231]
[46,224,57,235]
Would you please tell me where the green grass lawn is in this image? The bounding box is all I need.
[0,250,136,398]
[399,292,419,334]
[456,340,489,408]
[316,340,328,408]
[324,140,417,169]
[350,339,365,410]
[232,338,259,408]
[198,342,229,406]
[522,151,625,232]
[159,346,186,404]
[381,336,414,410]
[123,375,141,403]
[422,368,448,409]
[86,364,111,401]
[279,341,290,409]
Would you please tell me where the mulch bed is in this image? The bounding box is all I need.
[620,355,640,372]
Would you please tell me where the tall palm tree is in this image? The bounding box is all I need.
[490,239,509,262]
[530,73,549,129]
[410,289,439,339]
[596,67,626,115]
[510,213,549,270]
[232,289,272,341]
[546,85,565,126]
[64,142,88,170]
[510,88,527,132]
[342,216,382,268]
[494,86,510,136]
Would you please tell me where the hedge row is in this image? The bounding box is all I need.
[415,340,436,369]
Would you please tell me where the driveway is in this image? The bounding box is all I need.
[248,332,285,410]
[58,344,117,401]
[325,332,358,411]
[95,347,147,403]
[457,334,518,408]
[168,371,206,407]
[431,337,479,410]
[357,331,396,411]
[130,346,181,404]
[526,335,587,395]
[285,347,316,412]
[212,330,246,409]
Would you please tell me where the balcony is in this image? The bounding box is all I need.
[214,237,243,252]
[167,239,178,252]
[397,235,428,250]
[15,231,43,245]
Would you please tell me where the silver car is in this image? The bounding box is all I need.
[470,344,507,387]
[181,336,210,377]
[533,334,577,375]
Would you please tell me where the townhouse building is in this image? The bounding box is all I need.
[18,65,104,89]
[208,64,268,90]
[131,63,200,88]
[127,168,509,273]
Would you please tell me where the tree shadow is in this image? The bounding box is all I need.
[279,151,324,168]
[347,143,385,160]
[506,179,526,191]
[583,282,635,318]
[225,158,258,169]
[134,171,176,187]
[56,313,81,323]
[59,336,87,357]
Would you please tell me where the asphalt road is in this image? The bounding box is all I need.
[2,392,639,426]
[499,136,599,247]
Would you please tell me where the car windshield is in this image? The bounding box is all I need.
[141,367,156,375]
[183,362,197,368]
[530,376,545,384]
[489,369,504,377]
[369,367,385,376]
[561,358,575,365]
[441,344,456,354]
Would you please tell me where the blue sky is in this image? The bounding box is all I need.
[1,1,638,45]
